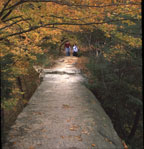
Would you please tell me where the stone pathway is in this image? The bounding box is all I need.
[3,56,124,149]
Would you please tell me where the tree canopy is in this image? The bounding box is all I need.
[0,0,142,148]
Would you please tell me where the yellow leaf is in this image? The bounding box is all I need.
[70,125,79,131]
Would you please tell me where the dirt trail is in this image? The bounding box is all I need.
[3,56,124,149]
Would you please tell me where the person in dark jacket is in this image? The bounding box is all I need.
[64,41,71,56]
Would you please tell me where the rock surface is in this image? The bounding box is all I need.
[3,57,124,149]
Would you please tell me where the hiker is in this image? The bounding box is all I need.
[64,41,71,56]
[73,44,78,57]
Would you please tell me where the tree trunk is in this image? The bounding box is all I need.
[116,107,126,138]
[17,77,24,98]
[128,108,141,141]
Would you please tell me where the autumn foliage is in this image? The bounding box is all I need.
[0,0,142,148]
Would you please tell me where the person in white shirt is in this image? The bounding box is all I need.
[73,44,78,56]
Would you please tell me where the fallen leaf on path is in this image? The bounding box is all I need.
[29,146,35,149]
[62,104,70,109]
[10,135,15,138]
[13,142,16,145]
[41,129,46,132]
[70,127,76,131]
[68,135,73,138]
[60,135,64,139]
[37,112,43,115]
[32,112,43,115]
[24,128,30,131]
[67,119,71,122]
[105,138,113,144]
[70,125,79,131]
[122,141,128,149]
[81,129,89,135]
[75,136,82,141]
[91,144,96,147]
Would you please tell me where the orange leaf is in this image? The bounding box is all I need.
[91,144,96,147]
[29,146,35,149]
[122,141,128,149]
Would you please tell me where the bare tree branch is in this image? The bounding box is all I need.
[20,0,141,8]
[1,9,13,21]
[0,0,141,22]
[117,29,142,36]
[0,18,139,40]
[0,18,31,31]
[0,0,12,17]
[3,0,141,13]
[0,0,25,21]
[44,26,73,33]
[3,15,23,23]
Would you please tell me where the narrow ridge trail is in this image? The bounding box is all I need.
[3,56,124,149]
